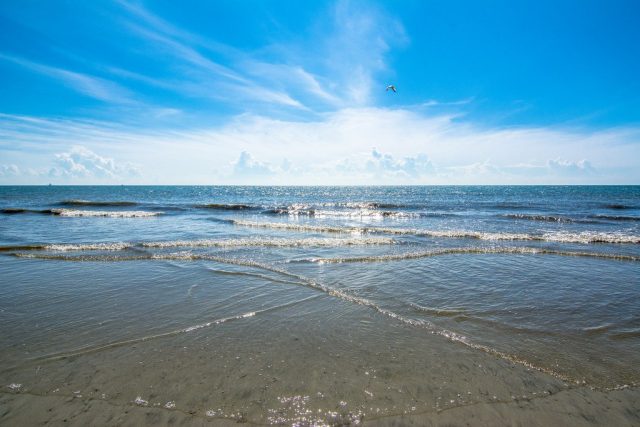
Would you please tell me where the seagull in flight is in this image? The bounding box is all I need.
[386,85,397,93]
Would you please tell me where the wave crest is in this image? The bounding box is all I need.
[52,209,161,217]
[295,247,640,264]
[232,220,640,244]
[140,237,395,248]
[0,237,395,252]
[502,213,574,223]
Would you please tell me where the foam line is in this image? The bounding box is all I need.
[232,220,640,244]
[297,247,640,264]
[0,237,395,253]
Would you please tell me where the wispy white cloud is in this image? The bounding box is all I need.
[240,62,341,107]
[421,98,476,108]
[0,0,408,119]
[0,53,133,104]
[321,0,408,105]
[110,0,405,114]
[117,5,306,110]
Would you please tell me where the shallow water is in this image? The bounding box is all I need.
[1,186,639,424]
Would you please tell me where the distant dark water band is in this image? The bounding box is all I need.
[2,199,638,220]
[45,200,640,211]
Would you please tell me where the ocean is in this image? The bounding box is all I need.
[1,185,639,424]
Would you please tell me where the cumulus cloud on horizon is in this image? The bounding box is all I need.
[232,151,275,177]
[44,146,141,182]
[0,164,20,177]
[0,107,637,185]
[0,146,141,184]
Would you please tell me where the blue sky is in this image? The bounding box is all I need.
[0,0,639,184]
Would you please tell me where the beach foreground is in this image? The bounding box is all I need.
[2,386,640,426]
[2,293,639,426]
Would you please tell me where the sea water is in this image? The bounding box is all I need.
[0,186,639,423]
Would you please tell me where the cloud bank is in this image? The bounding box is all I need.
[1,107,637,184]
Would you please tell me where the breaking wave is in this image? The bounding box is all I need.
[232,220,640,244]
[3,207,161,217]
[13,247,639,264]
[502,213,576,223]
[51,209,161,217]
[324,202,408,209]
[140,237,394,248]
[42,242,133,251]
[0,237,395,252]
[260,202,454,218]
[264,207,423,218]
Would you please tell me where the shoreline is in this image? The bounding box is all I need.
[2,385,639,426]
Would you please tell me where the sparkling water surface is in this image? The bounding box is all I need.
[1,186,639,424]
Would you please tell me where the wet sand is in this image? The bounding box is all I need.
[2,292,639,426]
[2,382,639,426]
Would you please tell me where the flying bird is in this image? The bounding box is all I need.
[386,85,397,93]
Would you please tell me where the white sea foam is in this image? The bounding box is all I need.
[232,220,640,244]
[8,237,394,253]
[274,207,420,219]
[52,209,161,218]
[233,220,358,234]
[183,311,256,332]
[298,247,640,264]
[44,242,133,251]
[541,231,640,244]
[142,237,394,248]
[16,247,639,265]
